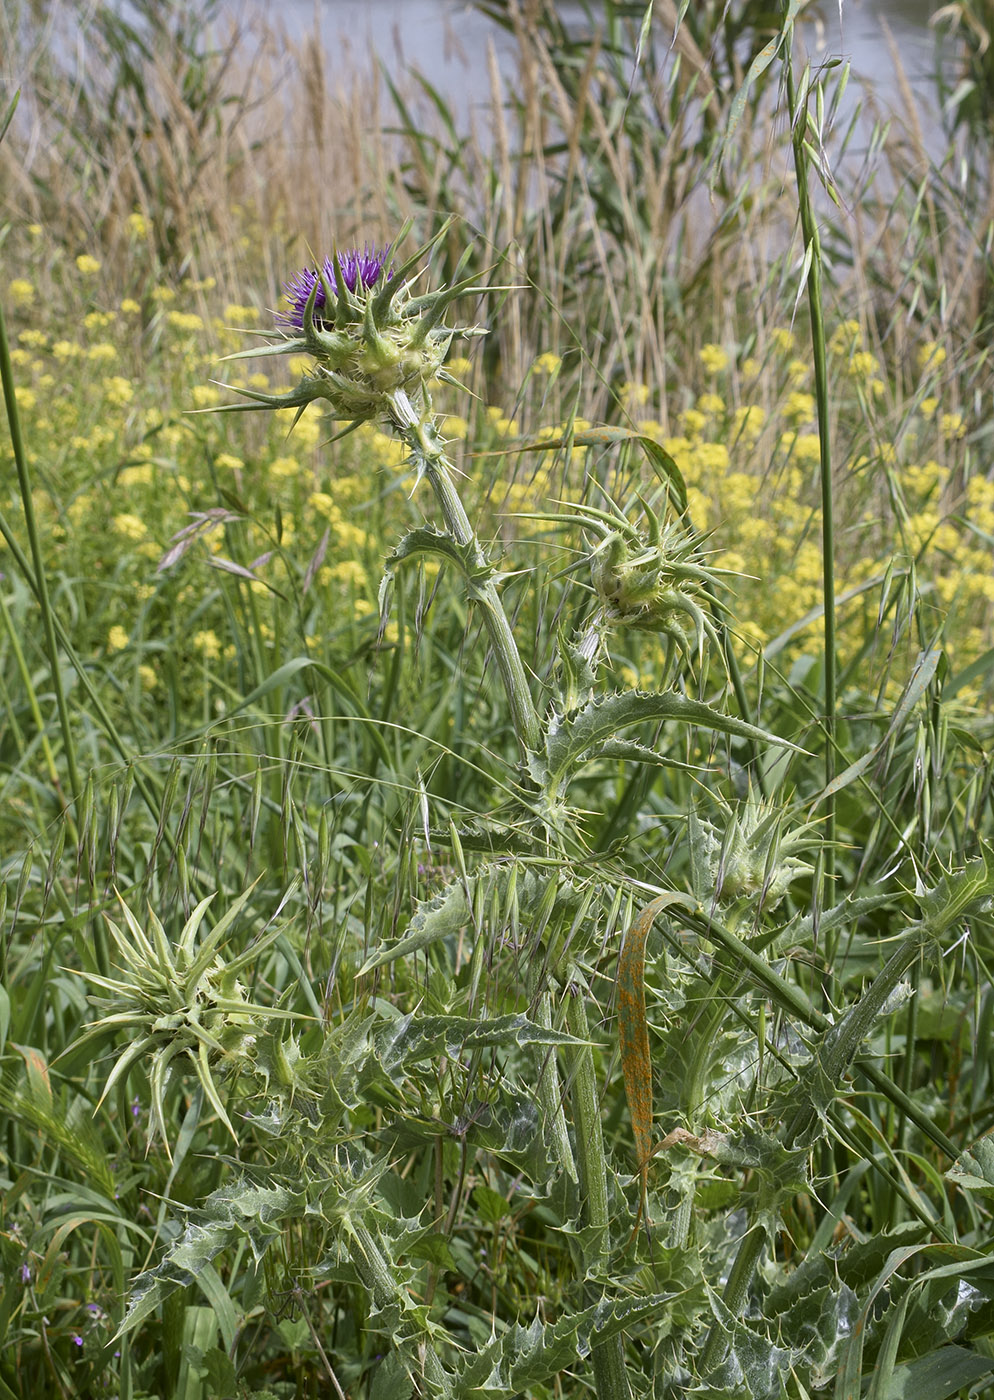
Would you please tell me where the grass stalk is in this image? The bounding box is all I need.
[0,296,81,813]
[784,31,838,933]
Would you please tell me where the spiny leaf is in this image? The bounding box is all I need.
[455,1291,674,1396]
[539,689,806,792]
[117,1179,305,1339]
[375,1012,587,1074]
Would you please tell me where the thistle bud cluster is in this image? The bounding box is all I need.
[690,797,819,913]
[554,491,722,658]
[65,888,288,1147]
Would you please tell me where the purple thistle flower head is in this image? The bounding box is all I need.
[281,244,392,330]
[219,218,474,426]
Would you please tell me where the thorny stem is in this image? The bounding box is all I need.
[390,389,542,757]
[348,1214,447,1392]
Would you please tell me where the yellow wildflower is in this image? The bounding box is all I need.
[120,298,141,315]
[779,430,820,465]
[308,492,342,522]
[966,475,994,508]
[166,311,204,334]
[534,352,562,375]
[846,350,879,379]
[732,405,765,442]
[103,376,134,407]
[107,625,129,651]
[76,254,101,275]
[679,408,707,438]
[118,465,154,488]
[113,513,148,540]
[326,559,366,587]
[621,381,651,410]
[10,279,35,307]
[772,328,796,354]
[193,630,222,660]
[446,356,472,377]
[917,341,946,372]
[337,522,369,551]
[215,453,244,471]
[138,664,158,691]
[87,343,117,363]
[699,343,729,375]
[828,320,861,354]
[694,442,731,474]
[784,391,815,424]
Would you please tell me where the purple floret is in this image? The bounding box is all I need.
[281,245,392,329]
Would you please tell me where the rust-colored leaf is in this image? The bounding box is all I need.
[617,895,672,1228]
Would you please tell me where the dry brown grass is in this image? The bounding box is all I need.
[2,0,990,421]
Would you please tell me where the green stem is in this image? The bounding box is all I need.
[700,1223,768,1373]
[785,35,837,939]
[390,389,542,756]
[0,295,81,809]
[565,975,631,1400]
[348,1214,447,1392]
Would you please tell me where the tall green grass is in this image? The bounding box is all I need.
[1,2,994,1397]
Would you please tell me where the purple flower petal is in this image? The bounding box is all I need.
[281,244,392,330]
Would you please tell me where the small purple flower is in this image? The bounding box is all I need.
[281,245,392,330]
[72,1334,83,1347]
[20,1263,30,1283]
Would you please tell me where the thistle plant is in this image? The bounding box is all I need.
[62,204,994,1399]
[193,220,815,1399]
